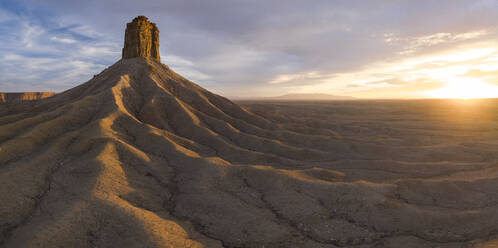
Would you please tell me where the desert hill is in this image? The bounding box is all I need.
[1,16,498,248]
[0,92,55,104]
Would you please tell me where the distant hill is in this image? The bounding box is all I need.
[0,92,56,103]
[235,93,357,101]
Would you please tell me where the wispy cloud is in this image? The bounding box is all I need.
[384,30,488,55]
[167,55,211,82]
[50,36,77,44]
[0,3,120,92]
[270,41,498,98]
[268,71,321,84]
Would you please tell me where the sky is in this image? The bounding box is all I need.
[1,0,498,99]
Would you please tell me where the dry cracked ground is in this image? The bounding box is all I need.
[1,57,498,248]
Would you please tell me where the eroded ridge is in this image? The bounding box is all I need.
[1,57,498,247]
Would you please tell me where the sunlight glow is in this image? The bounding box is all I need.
[269,43,498,99]
[426,77,498,99]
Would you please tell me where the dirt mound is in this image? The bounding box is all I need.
[1,57,497,247]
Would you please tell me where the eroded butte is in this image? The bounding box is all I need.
[1,16,498,248]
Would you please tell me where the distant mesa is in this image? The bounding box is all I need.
[271,93,357,100]
[0,92,55,104]
[122,15,160,61]
[236,93,357,101]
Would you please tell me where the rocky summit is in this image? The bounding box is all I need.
[122,16,160,61]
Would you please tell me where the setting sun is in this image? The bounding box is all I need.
[426,77,498,99]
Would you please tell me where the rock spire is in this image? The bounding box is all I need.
[122,16,160,61]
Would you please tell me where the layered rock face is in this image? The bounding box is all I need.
[0,92,55,103]
[122,16,160,61]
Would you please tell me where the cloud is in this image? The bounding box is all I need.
[1,0,498,98]
[270,42,498,98]
[0,3,117,92]
[166,55,211,83]
[385,30,489,55]
[51,36,77,44]
[365,78,407,86]
[268,71,321,84]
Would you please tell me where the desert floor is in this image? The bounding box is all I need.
[237,99,498,247]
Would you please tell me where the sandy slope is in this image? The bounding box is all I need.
[1,58,497,248]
